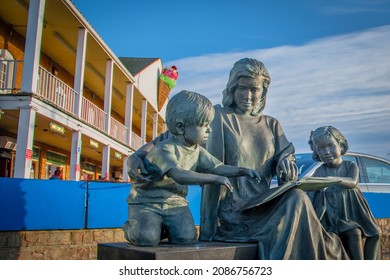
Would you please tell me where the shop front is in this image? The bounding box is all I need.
[45,150,67,180]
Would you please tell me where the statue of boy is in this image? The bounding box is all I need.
[123,90,260,246]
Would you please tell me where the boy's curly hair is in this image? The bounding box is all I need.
[166,90,215,135]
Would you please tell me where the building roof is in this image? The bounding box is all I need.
[119,57,160,76]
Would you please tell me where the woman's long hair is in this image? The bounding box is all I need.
[222,58,271,116]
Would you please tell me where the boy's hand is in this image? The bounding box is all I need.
[240,168,261,182]
[127,155,151,183]
[215,176,234,192]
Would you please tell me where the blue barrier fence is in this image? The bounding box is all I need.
[0,177,389,231]
[0,177,202,230]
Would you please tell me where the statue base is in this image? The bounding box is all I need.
[97,241,258,260]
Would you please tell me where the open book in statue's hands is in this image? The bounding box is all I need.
[240,177,341,211]
[295,177,342,191]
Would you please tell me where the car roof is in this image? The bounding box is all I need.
[296,151,390,164]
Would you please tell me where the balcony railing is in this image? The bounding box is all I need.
[131,132,143,150]
[37,67,76,115]
[1,60,146,148]
[80,97,106,131]
[110,117,128,144]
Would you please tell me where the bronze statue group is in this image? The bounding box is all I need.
[124,58,381,260]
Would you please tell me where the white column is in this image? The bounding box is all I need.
[104,60,114,134]
[21,0,46,93]
[102,145,110,180]
[70,130,82,181]
[141,99,147,144]
[13,106,37,178]
[73,27,88,116]
[122,157,129,182]
[125,82,134,146]
[153,112,158,139]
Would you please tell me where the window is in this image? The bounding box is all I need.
[343,155,358,165]
[82,162,96,180]
[46,150,67,179]
[295,153,316,176]
[0,49,15,93]
[343,155,362,183]
[360,157,390,184]
[31,147,40,179]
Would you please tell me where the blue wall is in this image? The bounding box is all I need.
[0,178,131,230]
[0,177,389,231]
[0,178,202,230]
[0,178,85,230]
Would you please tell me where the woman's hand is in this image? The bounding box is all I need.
[277,158,298,183]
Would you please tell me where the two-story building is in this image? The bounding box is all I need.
[0,0,169,181]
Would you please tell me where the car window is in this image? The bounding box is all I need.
[342,155,362,183]
[295,154,316,176]
[343,155,357,165]
[360,157,390,184]
[295,154,358,177]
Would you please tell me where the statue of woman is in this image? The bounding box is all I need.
[127,58,348,260]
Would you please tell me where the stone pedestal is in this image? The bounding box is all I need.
[97,241,258,260]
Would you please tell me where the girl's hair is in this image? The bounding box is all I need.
[308,126,349,161]
[222,58,271,116]
[165,90,215,135]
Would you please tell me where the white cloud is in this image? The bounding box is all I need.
[166,25,390,159]
[320,0,390,15]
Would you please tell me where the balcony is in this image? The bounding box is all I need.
[110,117,128,144]
[80,97,106,131]
[0,60,144,149]
[131,132,143,150]
[38,67,76,114]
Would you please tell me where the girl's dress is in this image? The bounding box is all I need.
[311,161,381,237]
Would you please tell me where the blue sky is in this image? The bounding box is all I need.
[72,0,390,159]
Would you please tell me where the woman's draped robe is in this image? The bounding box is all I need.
[200,105,348,260]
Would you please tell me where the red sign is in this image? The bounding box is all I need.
[26,149,32,159]
[75,164,80,171]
